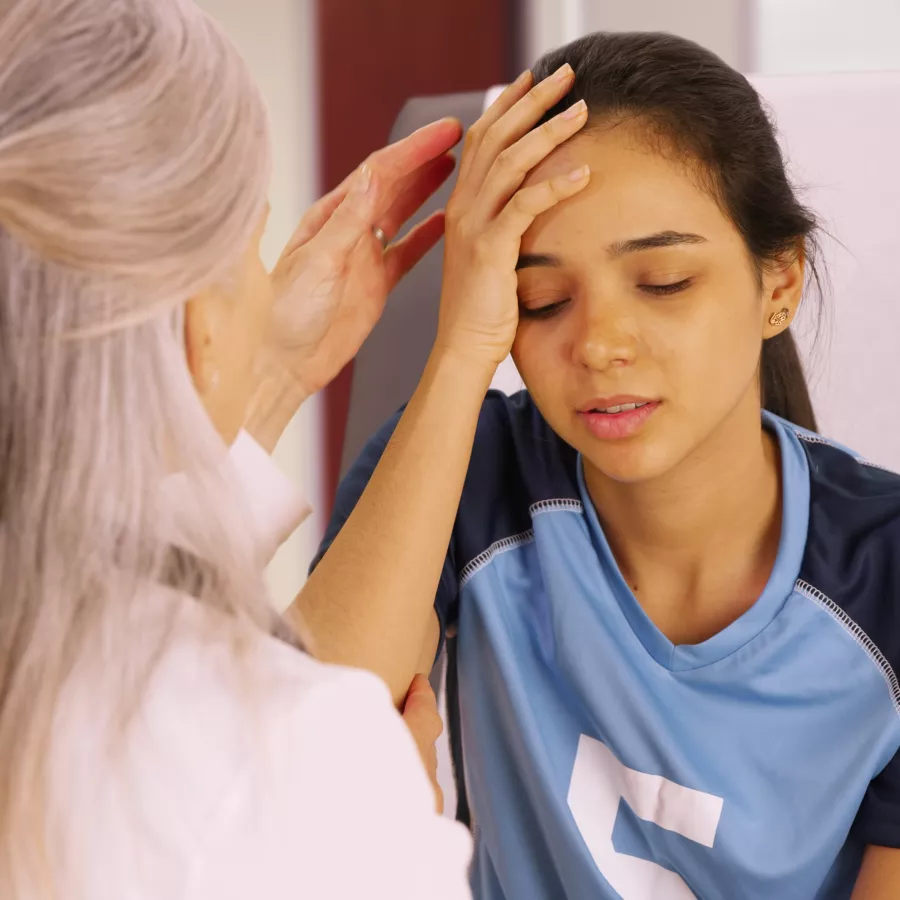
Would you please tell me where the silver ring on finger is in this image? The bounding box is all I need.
[372,225,389,250]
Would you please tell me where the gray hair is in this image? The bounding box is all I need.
[0,0,278,890]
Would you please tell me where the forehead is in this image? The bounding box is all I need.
[522,124,742,254]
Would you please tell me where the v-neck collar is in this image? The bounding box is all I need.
[576,414,810,671]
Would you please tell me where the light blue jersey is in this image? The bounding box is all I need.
[316,391,900,899]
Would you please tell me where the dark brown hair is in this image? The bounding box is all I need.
[532,32,821,431]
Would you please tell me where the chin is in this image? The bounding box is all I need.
[581,443,676,484]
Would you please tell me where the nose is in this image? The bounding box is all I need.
[571,297,637,372]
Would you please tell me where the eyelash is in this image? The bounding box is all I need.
[520,278,694,320]
[638,278,693,296]
[519,299,570,320]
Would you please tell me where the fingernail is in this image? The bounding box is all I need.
[355,164,372,194]
[515,69,532,87]
[555,63,574,81]
[563,99,587,119]
[568,165,590,182]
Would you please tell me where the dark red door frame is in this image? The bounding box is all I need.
[315,0,515,518]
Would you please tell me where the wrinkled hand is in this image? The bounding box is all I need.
[401,673,445,815]
[263,119,463,400]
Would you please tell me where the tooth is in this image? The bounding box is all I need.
[619,403,636,412]
[606,405,622,414]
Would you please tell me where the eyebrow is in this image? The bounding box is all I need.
[609,231,707,257]
[516,231,707,270]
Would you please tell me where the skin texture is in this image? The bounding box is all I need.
[514,123,801,645]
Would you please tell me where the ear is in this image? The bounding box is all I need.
[762,250,805,339]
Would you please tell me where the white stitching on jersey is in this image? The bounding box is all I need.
[793,430,898,475]
[530,498,584,517]
[458,499,585,587]
[459,530,535,588]
[795,579,900,718]
[794,432,830,446]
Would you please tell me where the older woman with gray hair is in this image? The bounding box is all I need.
[0,0,472,896]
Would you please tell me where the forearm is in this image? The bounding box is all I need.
[288,348,494,704]
[852,846,900,898]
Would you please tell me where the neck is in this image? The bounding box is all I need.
[583,393,782,641]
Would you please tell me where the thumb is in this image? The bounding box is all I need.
[315,164,379,259]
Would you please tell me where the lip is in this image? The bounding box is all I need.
[577,395,656,413]
[576,397,661,441]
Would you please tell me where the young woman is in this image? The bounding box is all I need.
[0,0,475,896]
[297,32,900,899]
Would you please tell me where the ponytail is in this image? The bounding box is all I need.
[761,330,817,431]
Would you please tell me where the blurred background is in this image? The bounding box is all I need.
[196,0,900,609]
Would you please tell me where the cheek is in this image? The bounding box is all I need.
[659,286,764,402]
[512,323,568,396]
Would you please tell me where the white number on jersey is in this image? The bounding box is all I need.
[568,735,724,899]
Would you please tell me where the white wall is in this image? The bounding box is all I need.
[579,0,745,68]
[521,0,747,68]
[196,0,323,609]
[523,0,900,75]
[757,0,900,73]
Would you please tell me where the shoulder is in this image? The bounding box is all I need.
[331,390,578,570]
[788,422,900,670]
[52,597,472,899]
[178,629,474,900]
[52,596,376,825]
[345,389,574,481]
[469,390,578,492]
[452,390,579,568]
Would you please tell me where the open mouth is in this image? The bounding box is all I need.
[577,400,661,440]
[588,401,652,415]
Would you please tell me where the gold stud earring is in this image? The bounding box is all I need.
[769,308,790,327]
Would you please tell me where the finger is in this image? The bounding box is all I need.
[311,163,381,261]
[474,100,588,221]
[379,152,456,240]
[458,69,534,181]
[287,150,452,260]
[368,118,462,203]
[493,166,592,238]
[283,194,338,255]
[283,119,462,256]
[404,673,438,709]
[404,711,443,749]
[383,211,446,290]
[283,182,352,254]
[463,63,577,195]
[402,682,443,742]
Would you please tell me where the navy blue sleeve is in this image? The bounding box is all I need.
[799,440,900,849]
[857,756,900,848]
[308,410,460,658]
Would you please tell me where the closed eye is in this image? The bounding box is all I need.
[638,278,693,296]
[519,299,571,320]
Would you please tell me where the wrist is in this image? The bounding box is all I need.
[427,342,502,388]
[243,363,310,455]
